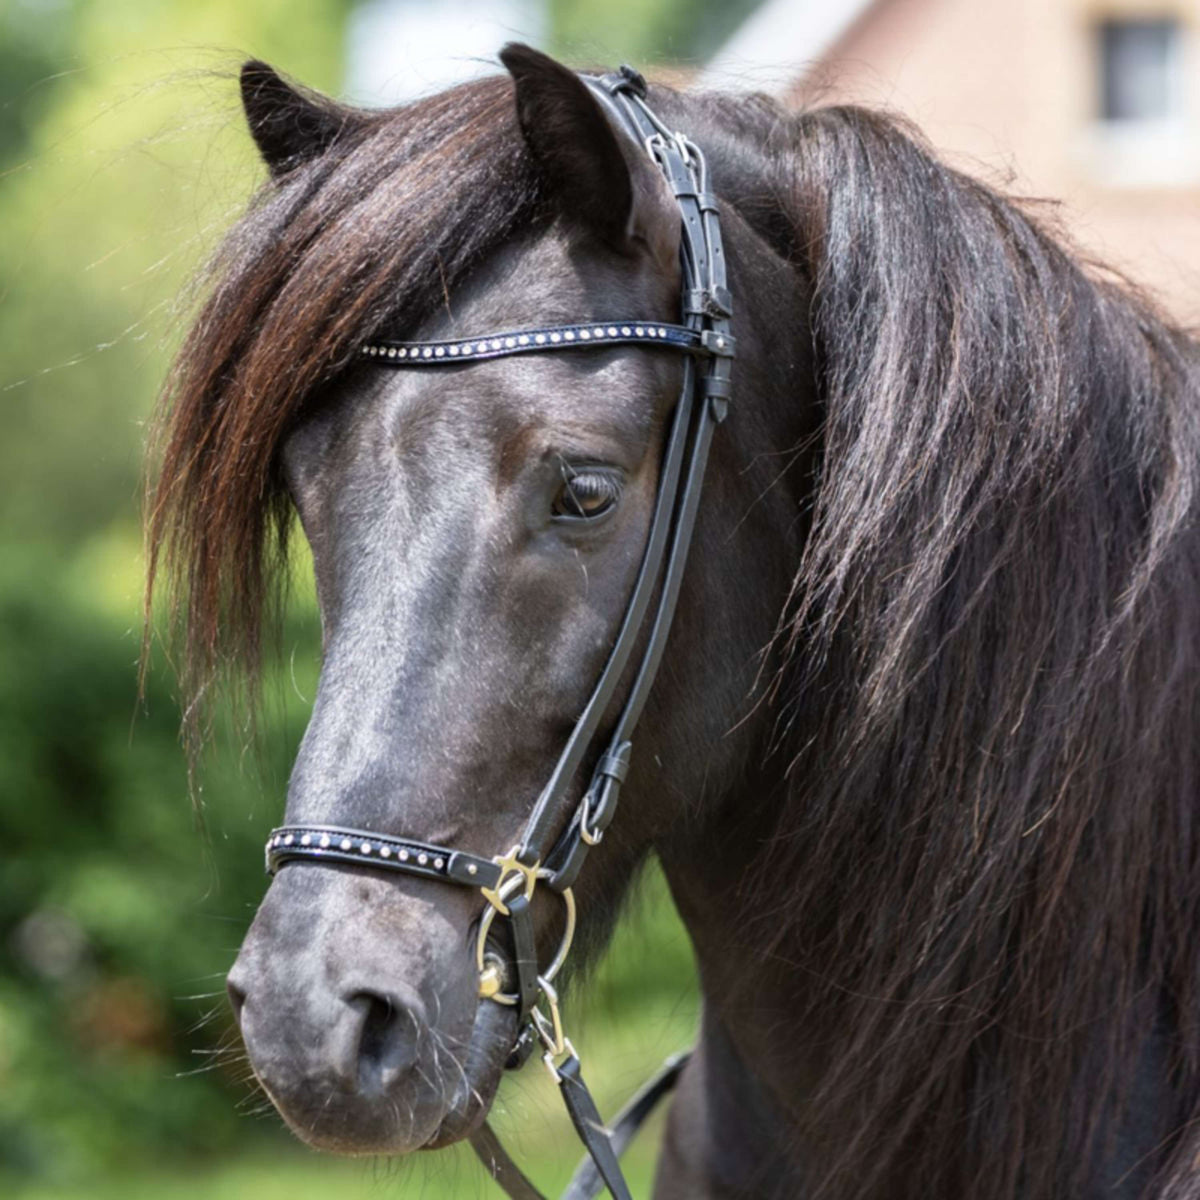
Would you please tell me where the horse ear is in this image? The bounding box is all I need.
[240,60,360,178]
[499,43,677,266]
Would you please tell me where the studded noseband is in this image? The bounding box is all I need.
[262,66,732,1200]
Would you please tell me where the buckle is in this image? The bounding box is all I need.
[579,784,608,847]
[531,978,578,1081]
[475,875,576,1006]
[479,846,538,916]
[700,329,735,357]
[617,64,648,97]
[580,742,631,845]
[685,288,734,321]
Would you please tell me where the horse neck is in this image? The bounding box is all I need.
[641,94,1200,1199]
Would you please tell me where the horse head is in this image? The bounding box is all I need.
[214,47,806,1159]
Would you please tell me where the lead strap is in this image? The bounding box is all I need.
[471,1053,691,1200]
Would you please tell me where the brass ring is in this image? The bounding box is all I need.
[475,879,576,1005]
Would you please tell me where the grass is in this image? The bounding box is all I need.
[9,1141,663,1200]
[11,1019,680,1200]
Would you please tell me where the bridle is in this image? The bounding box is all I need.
[261,66,733,1200]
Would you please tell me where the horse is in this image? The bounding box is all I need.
[144,42,1200,1200]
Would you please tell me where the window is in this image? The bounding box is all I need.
[1082,13,1196,186]
[1097,17,1181,122]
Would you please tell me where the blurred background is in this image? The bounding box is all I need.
[2,0,1196,1197]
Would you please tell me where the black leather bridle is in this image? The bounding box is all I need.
[263,66,733,1200]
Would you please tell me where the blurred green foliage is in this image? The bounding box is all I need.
[0,0,707,1192]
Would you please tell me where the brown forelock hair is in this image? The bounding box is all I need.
[143,74,543,745]
[749,103,1200,1199]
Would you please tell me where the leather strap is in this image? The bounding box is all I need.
[471,1122,547,1200]
[562,1052,690,1200]
[361,320,704,363]
[265,824,502,888]
[557,1055,633,1200]
[506,892,541,1022]
[516,369,697,870]
[532,71,733,895]
[471,1052,690,1200]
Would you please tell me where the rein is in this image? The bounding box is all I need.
[263,66,733,1200]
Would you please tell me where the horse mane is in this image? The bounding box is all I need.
[145,67,1200,1197]
[143,74,544,743]
[735,103,1200,1198]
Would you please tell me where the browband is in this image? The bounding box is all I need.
[360,320,732,363]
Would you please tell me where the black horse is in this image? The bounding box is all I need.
[146,44,1200,1200]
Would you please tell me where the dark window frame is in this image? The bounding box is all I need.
[1096,15,1182,122]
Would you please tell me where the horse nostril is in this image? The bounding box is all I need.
[347,990,421,1095]
[226,977,247,1026]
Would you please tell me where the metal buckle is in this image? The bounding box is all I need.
[531,978,578,1081]
[579,785,606,846]
[475,871,576,1006]
[643,131,668,166]
[479,846,538,916]
[675,133,702,173]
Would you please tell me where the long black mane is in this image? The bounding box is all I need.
[738,100,1200,1198]
[146,72,1200,1199]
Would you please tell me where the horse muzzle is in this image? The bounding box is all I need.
[225,864,504,1154]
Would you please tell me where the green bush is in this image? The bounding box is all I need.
[0,539,320,1182]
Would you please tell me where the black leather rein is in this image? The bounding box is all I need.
[263,66,733,1200]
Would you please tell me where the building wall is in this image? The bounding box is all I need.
[787,0,1200,323]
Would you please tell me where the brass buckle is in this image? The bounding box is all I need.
[475,857,576,1005]
[479,847,538,916]
[531,978,577,1081]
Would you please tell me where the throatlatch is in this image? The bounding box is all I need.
[264,64,733,1200]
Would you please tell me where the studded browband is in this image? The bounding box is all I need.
[359,319,729,362]
[264,64,732,1200]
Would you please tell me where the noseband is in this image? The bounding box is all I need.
[263,66,732,1200]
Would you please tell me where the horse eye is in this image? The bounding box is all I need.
[552,468,622,521]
